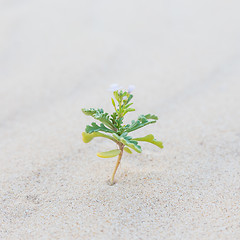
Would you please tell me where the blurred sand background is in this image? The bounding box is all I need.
[1,0,240,239]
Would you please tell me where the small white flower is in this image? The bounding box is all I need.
[108,84,122,92]
[128,85,135,93]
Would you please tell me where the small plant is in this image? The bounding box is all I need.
[82,84,163,185]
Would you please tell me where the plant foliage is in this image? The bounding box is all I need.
[82,85,164,184]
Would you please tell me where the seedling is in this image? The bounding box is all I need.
[82,84,163,185]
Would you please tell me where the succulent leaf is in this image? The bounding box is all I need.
[133,134,163,149]
[97,149,121,158]
[82,132,117,143]
[124,147,132,154]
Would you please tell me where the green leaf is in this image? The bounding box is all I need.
[133,134,163,149]
[82,108,97,116]
[123,108,135,115]
[113,133,142,153]
[85,122,115,134]
[113,91,120,102]
[111,98,116,110]
[82,132,117,143]
[82,108,116,130]
[97,149,121,158]
[124,147,132,154]
[126,94,133,104]
[124,114,158,133]
[125,103,133,108]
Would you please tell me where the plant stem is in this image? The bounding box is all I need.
[110,144,124,185]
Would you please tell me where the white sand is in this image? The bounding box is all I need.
[1,1,240,239]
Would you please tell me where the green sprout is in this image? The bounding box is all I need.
[82,84,163,185]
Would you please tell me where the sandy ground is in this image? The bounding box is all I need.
[1,0,240,239]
